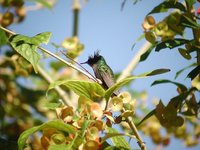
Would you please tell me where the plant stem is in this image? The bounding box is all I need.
[72,0,81,37]
[0,26,97,82]
[123,108,147,150]
[38,46,97,82]
[0,26,16,35]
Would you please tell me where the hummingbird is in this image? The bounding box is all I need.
[81,51,119,96]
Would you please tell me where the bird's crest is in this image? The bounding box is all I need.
[86,50,102,66]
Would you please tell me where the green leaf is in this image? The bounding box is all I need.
[145,68,170,76]
[106,127,131,150]
[44,102,62,110]
[136,109,156,127]
[139,44,156,62]
[0,28,8,46]
[9,32,52,73]
[69,134,84,149]
[185,0,196,9]
[180,15,200,29]
[31,32,52,45]
[10,41,40,73]
[187,66,200,80]
[48,80,105,100]
[105,69,170,100]
[151,79,187,92]
[148,1,186,15]
[155,38,190,52]
[169,88,196,108]
[178,48,191,60]
[175,63,196,79]
[9,32,51,46]
[18,120,76,150]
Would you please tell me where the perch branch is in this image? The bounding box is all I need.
[0,26,97,82]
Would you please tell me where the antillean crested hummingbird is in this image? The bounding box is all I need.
[81,51,119,96]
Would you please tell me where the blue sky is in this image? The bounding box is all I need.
[9,0,199,149]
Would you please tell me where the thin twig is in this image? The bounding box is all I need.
[38,46,97,82]
[0,26,76,107]
[0,26,16,35]
[0,26,97,82]
[116,42,151,150]
[122,108,147,150]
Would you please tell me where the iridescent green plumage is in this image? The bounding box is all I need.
[81,51,119,96]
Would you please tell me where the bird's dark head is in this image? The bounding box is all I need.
[81,51,103,67]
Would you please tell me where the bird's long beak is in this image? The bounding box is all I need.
[80,61,88,64]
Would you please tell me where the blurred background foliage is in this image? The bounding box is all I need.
[0,0,200,150]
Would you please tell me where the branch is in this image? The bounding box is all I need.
[117,41,152,82]
[0,26,97,82]
[38,46,97,82]
[72,0,81,36]
[116,41,151,150]
[123,108,147,150]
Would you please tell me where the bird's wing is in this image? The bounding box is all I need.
[99,66,115,89]
[99,66,120,96]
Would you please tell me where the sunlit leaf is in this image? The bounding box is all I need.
[180,15,200,29]
[48,80,105,100]
[145,68,170,76]
[31,32,52,45]
[105,69,170,100]
[44,102,62,110]
[0,28,7,46]
[9,32,52,73]
[155,38,191,51]
[151,79,187,92]
[185,0,196,10]
[18,120,76,150]
[69,134,84,149]
[106,127,131,149]
[148,1,186,15]
[10,41,40,73]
